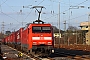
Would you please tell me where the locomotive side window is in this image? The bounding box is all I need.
[32,26,51,33]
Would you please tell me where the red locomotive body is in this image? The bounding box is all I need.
[31,24,53,46]
[21,23,54,54]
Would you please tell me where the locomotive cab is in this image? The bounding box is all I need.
[28,22,54,55]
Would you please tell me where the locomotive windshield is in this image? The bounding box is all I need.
[32,26,51,33]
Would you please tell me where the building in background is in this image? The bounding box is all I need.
[54,33,61,38]
[80,22,90,45]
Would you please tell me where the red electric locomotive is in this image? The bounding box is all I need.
[21,20,54,54]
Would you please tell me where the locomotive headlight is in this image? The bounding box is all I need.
[52,49,54,53]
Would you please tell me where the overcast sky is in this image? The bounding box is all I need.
[0,0,90,32]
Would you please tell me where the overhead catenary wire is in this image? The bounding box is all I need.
[0,1,2,12]
[0,0,89,32]
[1,0,46,31]
[0,12,19,23]
[0,0,8,6]
[76,0,88,6]
[22,0,45,22]
[37,0,45,6]
[0,0,31,31]
[22,0,37,22]
[0,0,23,24]
[0,0,89,22]
[0,0,38,32]
[43,0,88,22]
[12,0,46,31]
[66,14,87,22]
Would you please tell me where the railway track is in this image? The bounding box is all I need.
[1,44,90,60]
[51,48,90,60]
[22,48,90,60]
[55,44,90,51]
[1,44,54,60]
